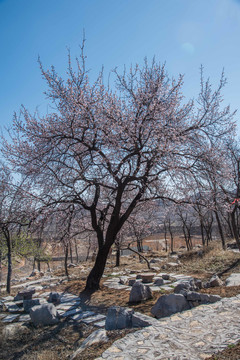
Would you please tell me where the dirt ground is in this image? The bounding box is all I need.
[1,240,240,360]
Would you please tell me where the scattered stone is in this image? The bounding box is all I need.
[186,291,202,302]
[150,258,161,264]
[132,312,159,328]
[198,293,221,304]
[141,273,155,283]
[23,298,46,313]
[8,305,23,313]
[164,262,179,269]
[194,279,202,289]
[14,288,35,301]
[129,282,153,303]
[136,274,142,279]
[226,273,240,286]
[154,278,164,286]
[151,266,160,272]
[70,329,108,360]
[162,274,170,280]
[3,301,18,311]
[71,311,95,321]
[174,281,191,294]
[82,314,106,324]
[208,275,223,287]
[151,293,190,319]
[30,303,59,326]
[2,296,14,302]
[128,279,136,286]
[105,306,134,330]
[2,314,19,323]
[48,292,61,305]
[119,276,129,285]
[94,320,106,328]
[68,263,77,268]
[18,314,31,322]
[29,269,40,277]
[60,295,80,303]
[61,308,82,318]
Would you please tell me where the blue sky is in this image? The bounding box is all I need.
[0,0,240,134]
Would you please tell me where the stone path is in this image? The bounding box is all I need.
[97,294,240,360]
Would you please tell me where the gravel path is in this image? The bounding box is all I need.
[96,294,240,360]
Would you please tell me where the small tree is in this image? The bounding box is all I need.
[0,164,34,293]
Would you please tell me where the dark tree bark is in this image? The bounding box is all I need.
[74,239,79,263]
[0,249,2,296]
[200,219,205,247]
[115,248,120,267]
[231,208,240,250]
[64,243,69,277]
[168,219,174,253]
[69,241,73,263]
[6,237,12,294]
[85,245,111,291]
[215,210,226,250]
[163,220,168,252]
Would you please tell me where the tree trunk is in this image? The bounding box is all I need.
[163,221,168,252]
[215,211,226,250]
[0,249,2,296]
[137,237,143,252]
[6,239,12,294]
[37,259,41,271]
[182,225,190,251]
[64,243,69,277]
[69,241,73,263]
[168,220,174,253]
[126,245,151,269]
[85,238,91,261]
[115,248,120,267]
[200,220,205,247]
[85,245,110,291]
[231,210,240,250]
[74,239,79,263]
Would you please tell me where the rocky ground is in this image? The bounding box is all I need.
[0,242,240,359]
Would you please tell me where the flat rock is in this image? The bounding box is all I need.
[71,311,95,321]
[2,296,14,302]
[82,314,106,324]
[2,314,19,323]
[141,273,155,283]
[94,320,106,328]
[61,308,82,318]
[18,314,31,322]
[226,273,240,286]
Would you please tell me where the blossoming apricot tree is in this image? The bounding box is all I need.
[2,50,236,290]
